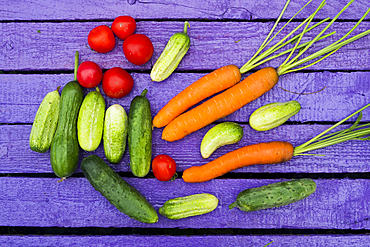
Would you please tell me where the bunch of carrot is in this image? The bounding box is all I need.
[154,0,370,143]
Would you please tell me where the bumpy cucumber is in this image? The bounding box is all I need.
[200,122,243,158]
[150,21,191,82]
[159,193,218,220]
[249,101,301,131]
[128,89,152,177]
[29,86,60,153]
[229,179,316,212]
[103,104,128,163]
[50,52,84,178]
[81,155,158,223]
[77,87,106,151]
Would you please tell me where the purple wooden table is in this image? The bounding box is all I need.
[1,0,370,246]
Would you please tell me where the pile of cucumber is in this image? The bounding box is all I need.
[29,51,316,224]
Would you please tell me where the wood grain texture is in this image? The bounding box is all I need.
[0,21,369,71]
[2,235,370,247]
[0,0,369,21]
[2,71,370,124]
[0,177,369,229]
[1,123,370,174]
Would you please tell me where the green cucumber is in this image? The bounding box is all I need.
[159,193,218,220]
[150,21,191,82]
[128,89,152,177]
[77,87,106,151]
[229,179,316,212]
[249,101,301,131]
[200,122,243,158]
[50,51,84,178]
[81,155,158,223]
[29,86,60,153]
[103,104,128,163]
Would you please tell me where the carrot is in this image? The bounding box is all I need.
[162,67,278,142]
[162,1,370,142]
[183,141,293,183]
[154,0,333,128]
[153,65,241,128]
[183,103,370,183]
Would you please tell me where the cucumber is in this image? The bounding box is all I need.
[50,52,84,178]
[229,179,316,212]
[29,86,60,153]
[150,21,191,82]
[77,87,106,151]
[200,122,243,158]
[81,155,158,224]
[128,89,152,177]
[103,104,128,163]
[159,193,218,220]
[249,101,301,131]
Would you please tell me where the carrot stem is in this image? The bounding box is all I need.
[280,0,355,70]
[247,31,335,72]
[240,2,327,74]
[243,0,292,69]
[277,4,370,75]
[293,103,370,156]
[279,0,326,69]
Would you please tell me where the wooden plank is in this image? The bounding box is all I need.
[1,71,370,124]
[1,235,370,247]
[1,124,370,174]
[0,0,369,21]
[0,21,369,71]
[0,177,369,229]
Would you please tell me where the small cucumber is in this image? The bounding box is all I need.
[103,104,128,164]
[77,87,106,151]
[29,86,60,153]
[150,21,191,82]
[50,51,84,178]
[249,100,301,131]
[128,89,152,177]
[200,122,243,158]
[81,155,158,224]
[229,179,316,212]
[159,193,218,220]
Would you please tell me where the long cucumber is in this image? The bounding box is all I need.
[229,179,316,212]
[81,155,158,223]
[128,89,152,177]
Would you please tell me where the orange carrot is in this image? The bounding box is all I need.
[182,141,294,183]
[162,67,279,142]
[183,103,370,183]
[153,64,241,128]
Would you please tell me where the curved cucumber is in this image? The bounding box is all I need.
[103,104,128,163]
[159,193,218,220]
[150,21,191,82]
[229,179,316,212]
[77,87,106,151]
[249,101,301,131]
[200,122,243,158]
[29,87,60,153]
[81,155,158,223]
[128,89,152,177]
